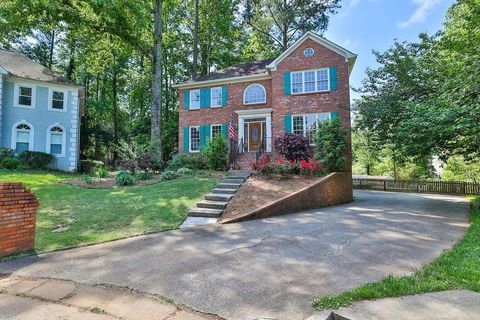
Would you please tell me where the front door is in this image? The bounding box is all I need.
[248,122,262,152]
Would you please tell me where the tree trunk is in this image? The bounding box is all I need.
[48,30,55,69]
[112,60,119,164]
[192,0,199,79]
[151,0,163,162]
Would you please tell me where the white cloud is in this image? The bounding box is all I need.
[398,0,442,28]
[349,0,361,9]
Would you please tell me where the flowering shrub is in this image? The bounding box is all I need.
[252,154,274,174]
[274,134,310,161]
[299,159,322,175]
[275,159,300,175]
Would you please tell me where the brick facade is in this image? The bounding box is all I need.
[0,182,39,257]
[178,34,354,171]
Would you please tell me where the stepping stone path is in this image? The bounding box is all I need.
[187,172,250,219]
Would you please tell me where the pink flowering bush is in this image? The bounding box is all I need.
[299,159,322,176]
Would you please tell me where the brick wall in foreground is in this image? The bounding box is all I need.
[0,182,39,257]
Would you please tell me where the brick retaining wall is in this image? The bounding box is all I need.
[0,182,39,257]
[220,172,353,223]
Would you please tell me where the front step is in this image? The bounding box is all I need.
[212,188,237,194]
[188,207,223,218]
[217,183,242,189]
[227,172,251,179]
[205,193,234,201]
[222,178,246,184]
[197,200,229,210]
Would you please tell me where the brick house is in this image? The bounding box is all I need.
[174,31,357,170]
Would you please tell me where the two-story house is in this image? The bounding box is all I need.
[175,31,357,170]
[0,49,82,171]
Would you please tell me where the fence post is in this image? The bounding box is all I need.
[384,180,387,191]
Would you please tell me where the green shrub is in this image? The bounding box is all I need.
[203,135,229,171]
[94,166,109,178]
[81,174,93,184]
[176,167,194,176]
[115,170,136,186]
[0,148,14,163]
[161,170,179,181]
[18,151,54,170]
[313,118,348,173]
[167,153,208,171]
[136,171,154,181]
[80,160,105,173]
[1,157,21,170]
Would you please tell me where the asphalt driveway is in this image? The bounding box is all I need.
[0,191,469,320]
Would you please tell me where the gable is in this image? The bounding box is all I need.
[267,31,357,72]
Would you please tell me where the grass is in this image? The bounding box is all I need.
[312,196,480,310]
[0,171,218,256]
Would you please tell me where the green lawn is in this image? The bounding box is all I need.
[312,196,480,310]
[0,171,218,255]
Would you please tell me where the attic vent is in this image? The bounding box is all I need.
[304,47,314,57]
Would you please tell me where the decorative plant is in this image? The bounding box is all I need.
[274,134,310,161]
[0,158,21,170]
[313,118,347,173]
[161,170,179,181]
[17,151,55,170]
[115,170,136,186]
[299,159,322,176]
[203,135,229,171]
[176,167,194,175]
[252,154,274,174]
[167,153,209,171]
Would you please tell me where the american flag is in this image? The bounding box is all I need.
[228,116,236,140]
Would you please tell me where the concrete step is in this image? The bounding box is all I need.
[188,207,223,218]
[217,183,242,189]
[222,178,246,184]
[211,188,237,194]
[205,193,234,202]
[226,173,251,179]
[197,200,229,210]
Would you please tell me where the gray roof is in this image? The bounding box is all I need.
[181,59,273,85]
[0,49,79,87]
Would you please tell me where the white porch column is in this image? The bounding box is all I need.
[238,117,245,147]
[266,114,272,152]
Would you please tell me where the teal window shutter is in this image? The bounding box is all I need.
[183,127,189,152]
[284,114,292,133]
[200,88,210,108]
[221,85,228,107]
[184,90,190,110]
[284,72,291,95]
[331,112,339,119]
[329,67,338,91]
[222,124,227,138]
[205,124,211,143]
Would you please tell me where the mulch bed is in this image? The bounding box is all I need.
[60,175,163,189]
[219,174,323,222]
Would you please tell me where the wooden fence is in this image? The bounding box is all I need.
[353,178,480,196]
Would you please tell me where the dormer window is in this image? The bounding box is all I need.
[243,84,266,105]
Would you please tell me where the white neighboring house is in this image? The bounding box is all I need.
[0,49,83,171]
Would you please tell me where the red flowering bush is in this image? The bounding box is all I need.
[252,154,274,174]
[299,159,322,176]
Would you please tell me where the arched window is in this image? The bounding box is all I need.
[243,84,266,105]
[12,122,33,152]
[47,125,66,156]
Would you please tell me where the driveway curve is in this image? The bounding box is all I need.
[0,191,469,320]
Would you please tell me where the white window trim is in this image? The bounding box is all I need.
[291,112,333,143]
[48,88,68,112]
[189,125,200,153]
[11,120,34,152]
[210,124,223,138]
[243,83,267,105]
[13,83,36,109]
[46,123,67,157]
[210,87,222,108]
[189,89,200,110]
[290,68,330,95]
[304,47,315,57]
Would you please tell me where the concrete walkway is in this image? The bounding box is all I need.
[0,275,217,320]
[308,290,480,320]
[0,191,470,320]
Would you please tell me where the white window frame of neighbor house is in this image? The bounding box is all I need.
[292,112,332,144]
[11,121,34,152]
[291,68,330,94]
[189,126,200,152]
[243,83,266,105]
[210,87,222,107]
[14,83,36,109]
[46,124,66,157]
[211,124,223,139]
[189,89,201,110]
[48,88,68,112]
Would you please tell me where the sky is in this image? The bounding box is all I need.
[324,0,456,100]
